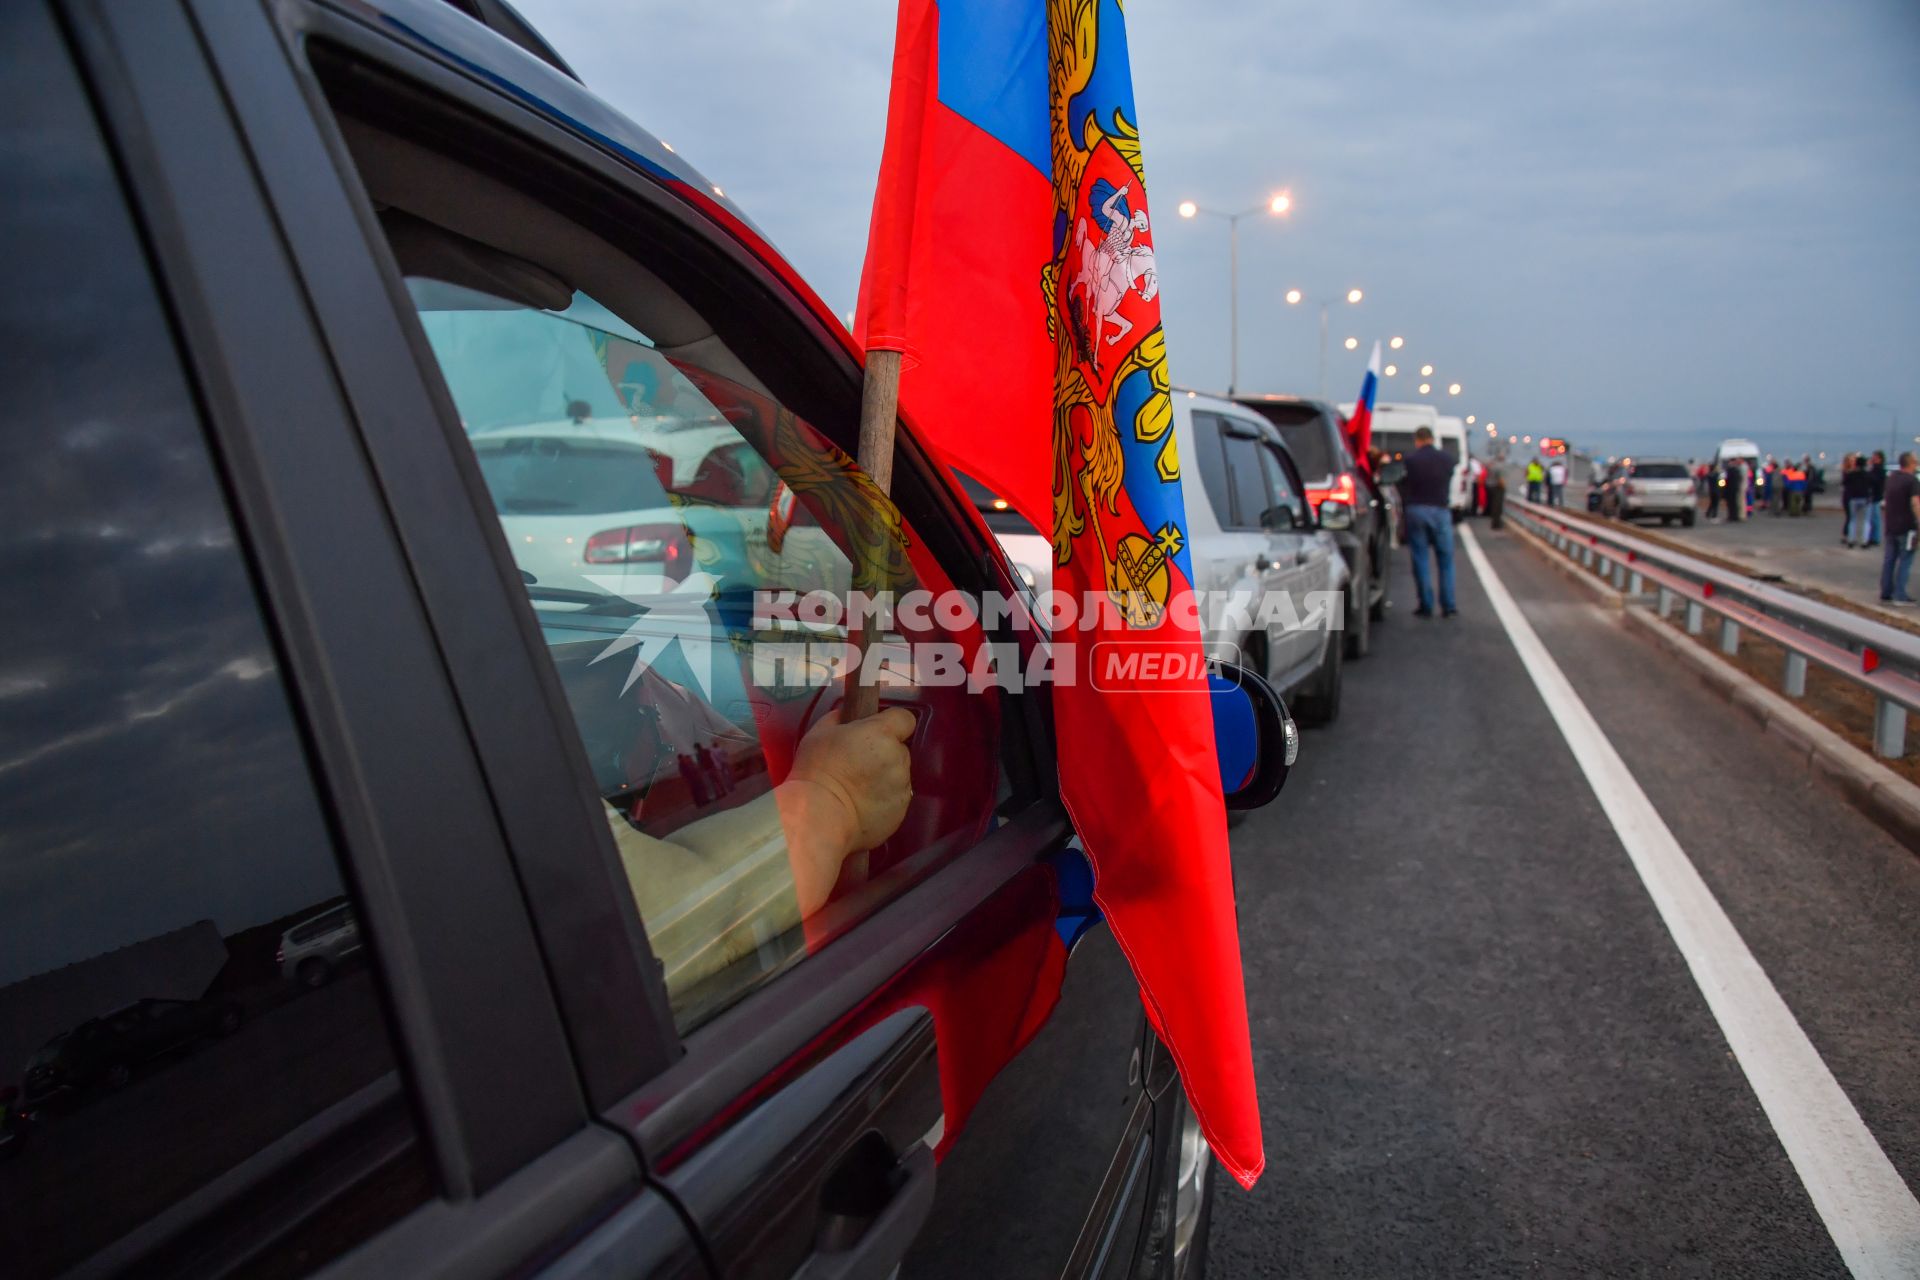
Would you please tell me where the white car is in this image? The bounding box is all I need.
[965,391,1349,723]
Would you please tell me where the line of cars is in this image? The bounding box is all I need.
[968,389,1402,730]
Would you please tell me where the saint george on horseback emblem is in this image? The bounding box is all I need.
[1069,179,1158,369]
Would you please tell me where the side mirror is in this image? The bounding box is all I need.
[1317,500,1353,531]
[1210,660,1297,811]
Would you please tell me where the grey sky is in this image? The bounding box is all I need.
[519,0,1920,463]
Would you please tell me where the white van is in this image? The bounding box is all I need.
[1346,400,1471,512]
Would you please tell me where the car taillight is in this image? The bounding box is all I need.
[1305,473,1358,512]
[584,522,692,578]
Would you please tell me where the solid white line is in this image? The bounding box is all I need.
[1459,523,1920,1280]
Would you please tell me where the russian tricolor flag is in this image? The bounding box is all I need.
[858,0,1264,1188]
[1348,339,1382,466]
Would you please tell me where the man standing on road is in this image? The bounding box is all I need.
[1546,457,1568,507]
[1880,452,1920,606]
[1525,458,1544,503]
[1400,426,1458,618]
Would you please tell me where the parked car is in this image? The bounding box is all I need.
[1235,395,1392,658]
[21,998,243,1108]
[1599,458,1697,525]
[1180,392,1351,726]
[278,903,366,988]
[0,2,1295,1275]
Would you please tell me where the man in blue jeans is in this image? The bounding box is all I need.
[1880,451,1920,607]
[1400,426,1459,618]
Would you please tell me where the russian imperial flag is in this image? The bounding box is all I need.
[857,0,1263,1187]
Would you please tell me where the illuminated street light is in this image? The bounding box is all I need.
[1384,364,1398,377]
[1466,415,1476,424]
[1523,435,1533,443]
[1420,364,1434,377]
[1178,194,1294,393]
[1418,383,1431,395]
[1449,383,1462,396]
[1389,336,1404,350]
[1286,285,1364,396]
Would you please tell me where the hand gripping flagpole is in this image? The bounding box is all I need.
[844,348,902,723]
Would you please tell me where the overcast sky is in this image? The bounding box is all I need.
[519,0,1920,463]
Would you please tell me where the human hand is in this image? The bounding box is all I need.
[778,707,916,914]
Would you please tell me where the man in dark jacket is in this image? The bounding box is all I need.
[1882,453,1920,605]
[1398,427,1459,618]
[1867,451,1887,547]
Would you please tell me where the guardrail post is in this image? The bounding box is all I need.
[1783,652,1806,698]
[1875,698,1907,759]
[1657,587,1673,618]
[1612,560,1627,590]
[1720,618,1740,655]
[1685,601,1704,635]
[1629,571,1644,595]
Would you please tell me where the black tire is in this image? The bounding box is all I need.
[1342,569,1371,660]
[1681,509,1697,528]
[1293,632,1343,727]
[296,957,333,990]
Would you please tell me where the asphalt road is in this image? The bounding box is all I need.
[1210,516,1920,1277]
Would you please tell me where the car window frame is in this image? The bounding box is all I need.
[205,0,1073,1173]
[55,1,706,1273]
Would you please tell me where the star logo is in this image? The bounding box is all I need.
[586,570,726,698]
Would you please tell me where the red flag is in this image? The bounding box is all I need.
[858,0,1263,1186]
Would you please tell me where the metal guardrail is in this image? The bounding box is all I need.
[1509,499,1920,759]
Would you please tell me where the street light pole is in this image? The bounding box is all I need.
[1316,302,1329,399]
[1178,192,1290,396]
[1870,402,1900,458]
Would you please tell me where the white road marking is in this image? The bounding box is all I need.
[1460,523,1920,1280]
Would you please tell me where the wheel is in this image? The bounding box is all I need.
[1342,569,1372,660]
[1661,514,1674,526]
[1169,1094,1216,1279]
[1293,631,1343,727]
[296,957,333,990]
[1681,509,1697,528]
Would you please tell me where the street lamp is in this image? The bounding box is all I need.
[1418,383,1431,395]
[1420,364,1434,377]
[1869,402,1901,457]
[1466,415,1476,424]
[1384,364,1398,377]
[1448,383,1462,396]
[1178,192,1292,394]
[1285,286,1364,398]
[1389,336,1404,350]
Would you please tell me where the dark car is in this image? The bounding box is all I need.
[22,998,243,1107]
[0,2,1291,1276]
[1235,395,1393,658]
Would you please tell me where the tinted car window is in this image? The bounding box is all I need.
[1192,412,1236,529]
[1257,445,1309,530]
[1374,429,1420,459]
[1631,463,1690,479]
[1248,403,1337,479]
[392,252,1004,1032]
[1222,434,1274,531]
[0,17,425,1274]
[956,471,1042,537]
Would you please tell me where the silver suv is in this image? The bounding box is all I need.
[1601,458,1697,526]
[276,904,362,989]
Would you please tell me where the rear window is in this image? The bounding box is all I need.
[1374,430,1419,459]
[1631,463,1689,479]
[956,471,1041,536]
[1240,403,1337,479]
[474,437,670,515]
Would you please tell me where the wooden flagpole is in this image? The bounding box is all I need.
[843,348,902,722]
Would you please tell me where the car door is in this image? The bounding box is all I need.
[180,4,1176,1276]
[1190,409,1291,679]
[1211,413,1315,680]
[42,3,707,1275]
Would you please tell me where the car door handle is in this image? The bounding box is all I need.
[795,1140,936,1280]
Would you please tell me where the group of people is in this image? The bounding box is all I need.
[1840,450,1920,607]
[1523,457,1569,506]
[1694,455,1825,521]
[1838,451,1891,548]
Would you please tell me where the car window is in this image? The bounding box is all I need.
[397,259,1004,1033]
[1631,462,1689,479]
[1221,433,1273,531]
[1258,407,1337,480]
[1257,445,1310,531]
[0,29,427,1274]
